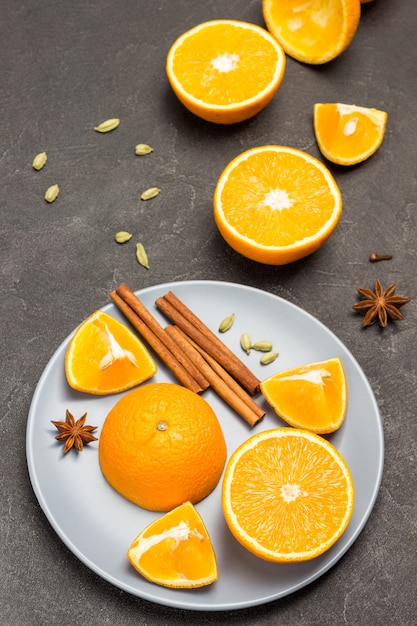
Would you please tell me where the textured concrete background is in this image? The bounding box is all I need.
[1,1,416,624]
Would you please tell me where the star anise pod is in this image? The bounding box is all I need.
[352,279,410,328]
[51,409,98,454]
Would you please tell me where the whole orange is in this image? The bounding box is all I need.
[99,383,227,511]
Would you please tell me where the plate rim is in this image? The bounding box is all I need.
[26,279,384,611]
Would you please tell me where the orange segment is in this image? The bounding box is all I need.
[99,383,227,511]
[314,102,388,165]
[260,357,347,433]
[222,428,354,562]
[213,145,342,265]
[65,310,157,395]
[166,20,286,124]
[127,502,218,588]
[263,0,361,64]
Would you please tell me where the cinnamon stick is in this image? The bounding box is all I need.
[165,325,264,427]
[155,292,261,395]
[110,288,207,394]
[182,330,265,421]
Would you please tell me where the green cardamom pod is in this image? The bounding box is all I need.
[32,151,47,171]
[94,118,120,133]
[135,143,154,156]
[240,333,251,355]
[136,242,150,269]
[251,340,273,352]
[44,184,59,203]
[141,187,160,201]
[260,351,279,365]
[219,313,235,333]
[115,231,132,244]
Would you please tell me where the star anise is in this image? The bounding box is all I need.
[51,410,98,454]
[352,279,410,328]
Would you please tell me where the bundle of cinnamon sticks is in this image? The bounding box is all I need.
[110,283,265,427]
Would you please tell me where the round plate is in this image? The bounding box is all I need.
[26,280,383,611]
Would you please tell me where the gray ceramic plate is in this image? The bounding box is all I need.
[26,280,383,611]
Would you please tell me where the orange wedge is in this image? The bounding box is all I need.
[222,428,354,562]
[213,145,342,265]
[313,102,388,165]
[262,0,361,64]
[65,310,157,394]
[166,20,286,124]
[260,357,347,433]
[127,502,218,588]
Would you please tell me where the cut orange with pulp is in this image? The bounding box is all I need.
[222,428,354,562]
[166,20,286,124]
[213,145,342,265]
[263,0,361,65]
[314,102,388,165]
[99,383,227,511]
[65,310,157,394]
[127,502,218,588]
[260,357,347,433]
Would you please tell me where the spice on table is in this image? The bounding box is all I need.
[352,279,410,328]
[51,410,98,454]
[32,151,47,171]
[44,184,59,203]
[94,118,120,133]
[136,242,150,269]
[115,231,132,244]
[141,187,160,201]
[369,253,393,263]
[135,143,154,156]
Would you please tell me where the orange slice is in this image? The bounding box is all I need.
[222,428,354,562]
[260,357,347,433]
[65,310,157,394]
[213,145,342,265]
[166,20,286,124]
[262,0,361,64]
[127,501,218,588]
[313,102,388,165]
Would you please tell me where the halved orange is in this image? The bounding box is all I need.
[213,145,342,265]
[260,357,347,433]
[263,0,361,64]
[127,501,218,588]
[314,102,388,165]
[166,20,286,124]
[222,428,354,562]
[65,310,157,394]
[99,383,227,511]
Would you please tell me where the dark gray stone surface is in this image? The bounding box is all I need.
[1,1,416,624]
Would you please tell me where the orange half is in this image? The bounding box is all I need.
[263,0,361,64]
[166,20,286,124]
[222,428,354,562]
[213,145,342,265]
